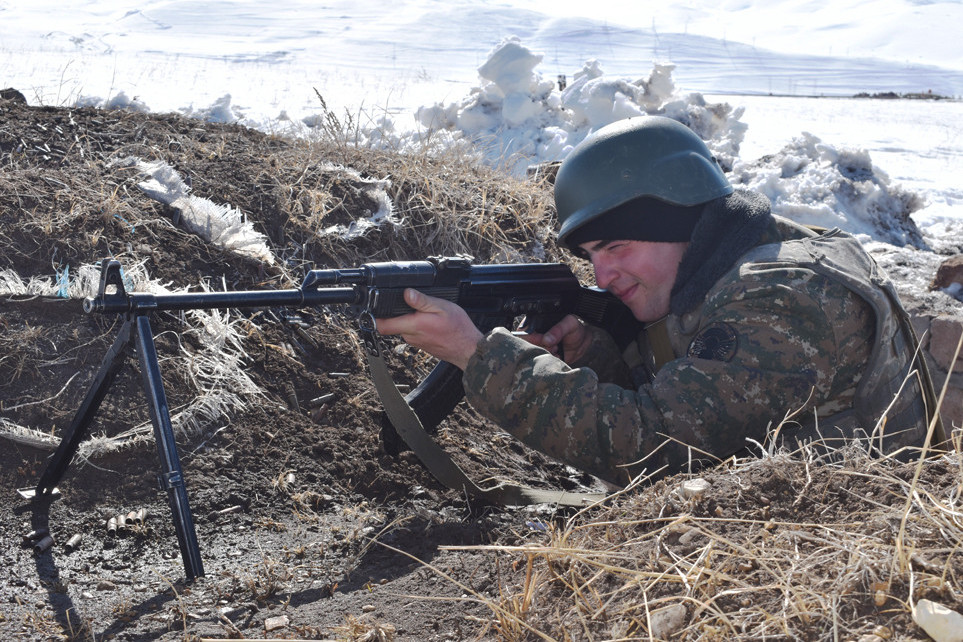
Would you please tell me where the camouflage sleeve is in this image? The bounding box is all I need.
[463,327,651,483]
[566,324,634,387]
[462,269,873,485]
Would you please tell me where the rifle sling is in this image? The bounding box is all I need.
[645,317,674,372]
[360,324,605,507]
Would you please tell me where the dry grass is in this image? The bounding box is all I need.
[333,613,398,642]
[255,135,561,276]
[424,436,963,641]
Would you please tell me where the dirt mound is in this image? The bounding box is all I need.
[0,99,592,640]
[2,99,961,641]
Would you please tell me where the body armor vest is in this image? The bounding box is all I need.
[735,228,943,457]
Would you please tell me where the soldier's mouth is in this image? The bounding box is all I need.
[612,284,637,303]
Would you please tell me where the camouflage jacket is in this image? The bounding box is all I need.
[462,216,931,484]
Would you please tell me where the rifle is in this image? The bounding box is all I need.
[27,256,639,580]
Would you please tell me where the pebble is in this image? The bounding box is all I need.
[681,478,710,500]
[649,604,686,639]
[264,614,289,631]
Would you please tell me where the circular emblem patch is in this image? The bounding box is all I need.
[687,323,739,362]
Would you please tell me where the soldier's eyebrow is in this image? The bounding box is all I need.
[586,240,617,252]
[575,239,622,260]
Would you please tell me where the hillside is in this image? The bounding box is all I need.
[1,96,962,641]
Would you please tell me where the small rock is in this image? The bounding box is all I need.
[912,599,963,642]
[649,603,686,639]
[681,478,710,500]
[678,527,704,546]
[362,604,376,613]
[929,316,963,373]
[0,88,26,104]
[96,580,117,591]
[264,614,289,632]
[931,255,963,290]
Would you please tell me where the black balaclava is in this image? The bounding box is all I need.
[564,196,704,253]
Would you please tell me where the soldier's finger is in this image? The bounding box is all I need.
[543,314,583,346]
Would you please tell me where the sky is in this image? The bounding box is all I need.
[1,0,962,299]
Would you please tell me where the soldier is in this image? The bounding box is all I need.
[376,116,940,485]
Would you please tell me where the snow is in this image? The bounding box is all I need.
[112,156,277,263]
[1,0,962,302]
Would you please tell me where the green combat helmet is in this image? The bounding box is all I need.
[555,116,733,245]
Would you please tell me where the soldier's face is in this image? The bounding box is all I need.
[578,239,689,322]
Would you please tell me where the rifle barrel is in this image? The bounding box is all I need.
[84,287,359,314]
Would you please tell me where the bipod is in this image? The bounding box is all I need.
[24,296,204,580]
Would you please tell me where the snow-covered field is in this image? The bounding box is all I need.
[2,0,961,290]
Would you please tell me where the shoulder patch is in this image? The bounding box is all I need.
[687,322,739,362]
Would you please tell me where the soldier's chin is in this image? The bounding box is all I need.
[630,302,667,324]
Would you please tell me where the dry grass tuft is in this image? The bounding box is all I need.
[334,613,398,642]
[434,439,963,641]
[254,133,563,275]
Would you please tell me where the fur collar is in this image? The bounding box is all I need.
[670,190,774,315]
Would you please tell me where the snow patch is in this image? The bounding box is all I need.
[731,132,927,247]
[112,156,276,264]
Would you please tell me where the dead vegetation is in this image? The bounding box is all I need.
[1,97,962,641]
[449,438,963,641]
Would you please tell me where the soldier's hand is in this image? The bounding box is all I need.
[521,314,592,364]
[374,288,483,371]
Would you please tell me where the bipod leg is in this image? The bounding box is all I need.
[31,318,135,498]
[133,315,205,580]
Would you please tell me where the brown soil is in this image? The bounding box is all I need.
[1,97,961,642]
